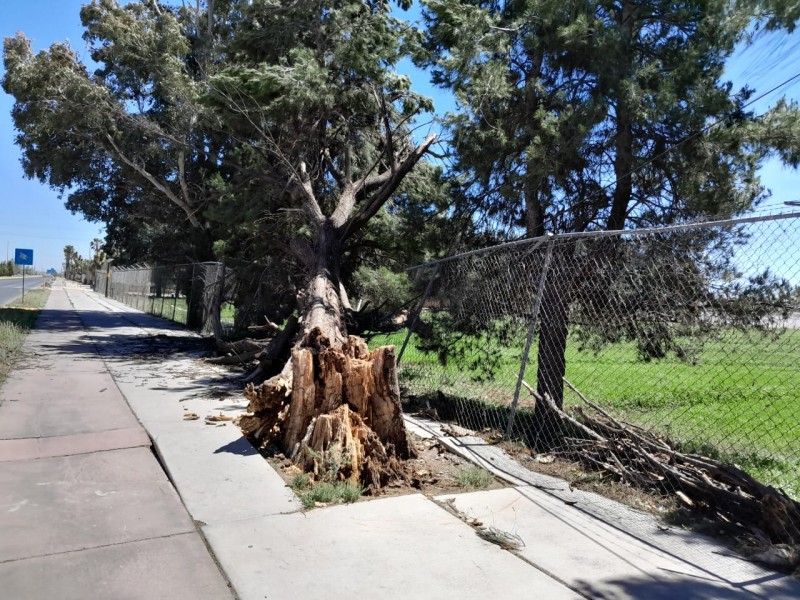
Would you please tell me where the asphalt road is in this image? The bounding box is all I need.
[0,276,45,307]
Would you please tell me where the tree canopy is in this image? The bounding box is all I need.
[418,0,800,238]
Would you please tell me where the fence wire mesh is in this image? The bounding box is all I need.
[395,213,800,516]
[94,262,236,334]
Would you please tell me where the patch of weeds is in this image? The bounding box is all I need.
[300,481,364,509]
[455,466,494,489]
[296,447,365,509]
[0,288,50,388]
[338,481,363,503]
[290,473,311,491]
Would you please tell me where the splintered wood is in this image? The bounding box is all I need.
[240,329,414,489]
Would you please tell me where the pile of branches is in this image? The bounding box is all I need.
[525,379,800,572]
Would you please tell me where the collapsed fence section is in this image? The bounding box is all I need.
[391,212,800,545]
[94,262,236,335]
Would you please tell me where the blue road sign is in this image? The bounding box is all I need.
[14,248,34,266]
[14,248,33,266]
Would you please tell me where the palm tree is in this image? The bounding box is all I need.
[63,244,77,279]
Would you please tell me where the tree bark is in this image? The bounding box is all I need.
[240,222,415,489]
[532,272,571,448]
[608,1,636,232]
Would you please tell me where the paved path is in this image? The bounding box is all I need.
[3,281,799,599]
[0,282,233,599]
[0,275,44,306]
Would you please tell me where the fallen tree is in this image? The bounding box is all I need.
[522,378,800,571]
[205,0,443,488]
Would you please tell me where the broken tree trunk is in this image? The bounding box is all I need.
[241,329,415,489]
[239,227,415,489]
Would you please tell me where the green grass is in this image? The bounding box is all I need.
[455,466,495,489]
[381,325,800,498]
[298,481,364,509]
[116,293,235,328]
[0,288,50,388]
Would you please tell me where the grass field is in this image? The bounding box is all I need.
[376,325,800,498]
[115,293,235,328]
[0,288,50,389]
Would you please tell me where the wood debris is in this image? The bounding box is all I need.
[521,377,800,572]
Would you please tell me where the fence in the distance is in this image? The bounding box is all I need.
[94,261,235,334]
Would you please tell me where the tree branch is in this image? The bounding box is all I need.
[322,147,345,188]
[105,134,202,228]
[341,133,436,239]
[296,160,325,226]
[177,149,192,210]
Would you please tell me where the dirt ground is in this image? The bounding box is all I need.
[265,429,507,504]
[494,438,680,515]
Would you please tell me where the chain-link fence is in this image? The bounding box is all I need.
[94,262,236,335]
[392,212,800,540]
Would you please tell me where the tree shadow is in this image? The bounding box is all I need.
[573,573,799,600]
[214,436,258,456]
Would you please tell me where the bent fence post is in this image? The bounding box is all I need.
[505,233,555,440]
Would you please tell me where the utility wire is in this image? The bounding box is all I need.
[598,69,800,197]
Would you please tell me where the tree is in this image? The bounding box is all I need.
[63,245,78,279]
[5,0,441,485]
[3,0,229,264]
[202,0,440,487]
[418,0,800,443]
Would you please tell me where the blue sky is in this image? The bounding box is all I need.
[1,1,799,272]
[0,1,104,272]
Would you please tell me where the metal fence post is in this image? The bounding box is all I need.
[172,276,179,322]
[505,234,555,440]
[398,262,441,365]
[186,263,198,328]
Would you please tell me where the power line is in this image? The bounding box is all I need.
[600,69,800,197]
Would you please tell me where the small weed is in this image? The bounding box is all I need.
[338,481,363,503]
[455,466,494,489]
[300,481,364,509]
[290,473,311,491]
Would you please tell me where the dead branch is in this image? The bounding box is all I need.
[519,377,800,569]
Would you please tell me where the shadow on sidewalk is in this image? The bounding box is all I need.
[25,307,241,398]
[573,573,797,600]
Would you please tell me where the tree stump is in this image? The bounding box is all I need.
[240,328,415,489]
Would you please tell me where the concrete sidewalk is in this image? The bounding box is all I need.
[0,282,234,599]
[3,281,799,599]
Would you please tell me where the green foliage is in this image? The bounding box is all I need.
[417,0,800,235]
[352,266,413,312]
[2,1,226,264]
[736,0,800,33]
[455,466,494,489]
[0,261,16,277]
[3,0,447,335]
[0,288,50,389]
[417,0,800,405]
[290,473,311,491]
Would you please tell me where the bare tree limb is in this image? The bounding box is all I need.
[342,132,437,239]
[297,161,325,226]
[105,134,202,228]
